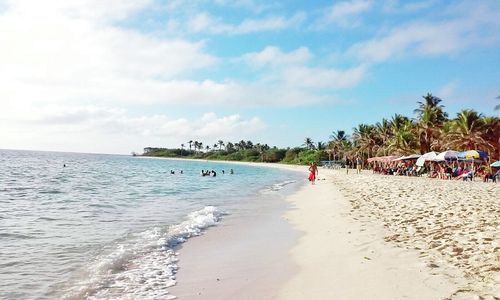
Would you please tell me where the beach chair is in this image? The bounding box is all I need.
[487,170,499,183]
[462,171,473,181]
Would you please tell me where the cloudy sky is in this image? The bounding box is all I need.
[1,0,499,154]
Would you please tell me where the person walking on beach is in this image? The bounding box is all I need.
[356,156,362,174]
[308,162,318,184]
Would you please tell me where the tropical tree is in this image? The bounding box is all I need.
[303,137,314,150]
[482,116,500,158]
[237,140,247,150]
[352,124,377,159]
[414,93,448,153]
[386,115,417,155]
[196,141,203,152]
[443,109,489,150]
[180,143,185,156]
[218,140,225,151]
[188,140,193,151]
[374,118,392,156]
[226,142,235,152]
[328,130,349,160]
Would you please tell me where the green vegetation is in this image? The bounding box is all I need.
[143,142,326,165]
[143,94,500,164]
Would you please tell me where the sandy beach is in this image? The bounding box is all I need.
[167,162,499,299]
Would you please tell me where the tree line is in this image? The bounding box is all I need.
[143,94,499,164]
[327,94,499,162]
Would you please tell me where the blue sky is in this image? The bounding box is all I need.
[0,0,499,154]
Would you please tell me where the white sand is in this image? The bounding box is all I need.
[278,169,499,300]
[144,157,499,299]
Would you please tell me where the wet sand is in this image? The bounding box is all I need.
[169,185,299,299]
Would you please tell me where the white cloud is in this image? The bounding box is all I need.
[382,0,436,14]
[348,2,500,63]
[241,46,366,90]
[187,12,305,34]
[212,0,275,13]
[0,0,217,107]
[313,0,372,29]
[283,65,366,89]
[243,46,311,68]
[0,103,267,153]
[6,0,153,22]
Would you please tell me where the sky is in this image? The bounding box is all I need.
[0,0,499,154]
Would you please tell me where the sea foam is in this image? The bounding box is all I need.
[63,206,224,300]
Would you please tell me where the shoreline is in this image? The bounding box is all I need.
[167,162,498,299]
[169,189,300,299]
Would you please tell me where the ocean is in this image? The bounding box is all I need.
[0,150,303,299]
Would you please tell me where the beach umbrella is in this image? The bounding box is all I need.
[460,150,488,159]
[416,151,437,166]
[491,161,500,167]
[415,156,426,167]
[396,154,421,161]
[435,150,459,161]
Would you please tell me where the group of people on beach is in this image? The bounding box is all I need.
[371,160,498,182]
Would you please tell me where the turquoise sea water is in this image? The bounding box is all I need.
[0,150,302,299]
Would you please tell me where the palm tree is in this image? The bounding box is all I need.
[443,109,490,150]
[237,140,247,150]
[205,145,210,152]
[352,124,377,159]
[213,143,218,151]
[374,118,392,156]
[194,141,203,153]
[386,115,417,155]
[180,143,185,156]
[414,93,448,153]
[188,140,193,151]
[329,130,349,160]
[482,116,500,159]
[226,142,235,152]
[303,137,314,150]
[218,140,225,151]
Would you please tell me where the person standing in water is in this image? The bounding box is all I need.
[308,162,318,184]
